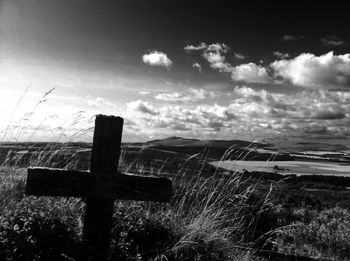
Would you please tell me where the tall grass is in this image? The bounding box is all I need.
[0,140,274,260]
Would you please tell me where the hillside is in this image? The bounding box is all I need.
[135,136,272,148]
[0,137,292,174]
[125,137,291,163]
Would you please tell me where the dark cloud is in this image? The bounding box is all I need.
[321,36,344,46]
[303,125,329,135]
[311,110,346,120]
[282,35,305,41]
[208,121,224,131]
[234,53,246,60]
[172,123,191,131]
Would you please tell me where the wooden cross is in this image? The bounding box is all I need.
[25,115,172,260]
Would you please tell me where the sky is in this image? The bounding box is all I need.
[0,0,350,146]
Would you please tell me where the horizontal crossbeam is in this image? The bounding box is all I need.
[26,167,172,202]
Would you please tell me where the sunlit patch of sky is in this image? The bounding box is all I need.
[0,0,349,144]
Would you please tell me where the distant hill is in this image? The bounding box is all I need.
[295,142,349,152]
[123,137,291,163]
[145,137,200,146]
[0,138,290,175]
[128,136,272,149]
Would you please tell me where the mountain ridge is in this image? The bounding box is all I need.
[128,136,272,149]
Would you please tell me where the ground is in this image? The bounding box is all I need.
[1,138,350,260]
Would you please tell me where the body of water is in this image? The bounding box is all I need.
[211,160,350,176]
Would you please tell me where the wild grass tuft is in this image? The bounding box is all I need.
[0,143,272,261]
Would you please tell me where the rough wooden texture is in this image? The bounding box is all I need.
[83,115,123,260]
[90,115,123,174]
[26,167,172,202]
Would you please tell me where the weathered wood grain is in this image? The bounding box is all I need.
[83,115,123,260]
[26,167,172,202]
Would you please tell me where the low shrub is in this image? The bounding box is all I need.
[275,207,350,260]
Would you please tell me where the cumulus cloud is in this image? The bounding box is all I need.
[127,100,158,115]
[273,51,290,59]
[202,43,231,71]
[184,42,208,52]
[185,43,350,88]
[87,97,114,108]
[231,86,349,123]
[125,100,237,136]
[142,51,173,68]
[156,103,235,132]
[124,87,350,141]
[189,88,215,99]
[271,51,350,89]
[192,62,202,72]
[139,91,151,95]
[155,88,215,102]
[188,43,273,84]
[231,63,273,84]
[271,51,350,88]
[155,92,184,102]
[321,36,344,46]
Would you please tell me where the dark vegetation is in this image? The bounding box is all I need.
[245,171,350,189]
[1,138,350,260]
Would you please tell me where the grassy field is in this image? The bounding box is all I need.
[1,143,350,261]
[0,148,272,261]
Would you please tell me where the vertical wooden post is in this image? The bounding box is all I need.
[82,115,123,260]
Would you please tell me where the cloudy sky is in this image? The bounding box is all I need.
[0,0,350,145]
